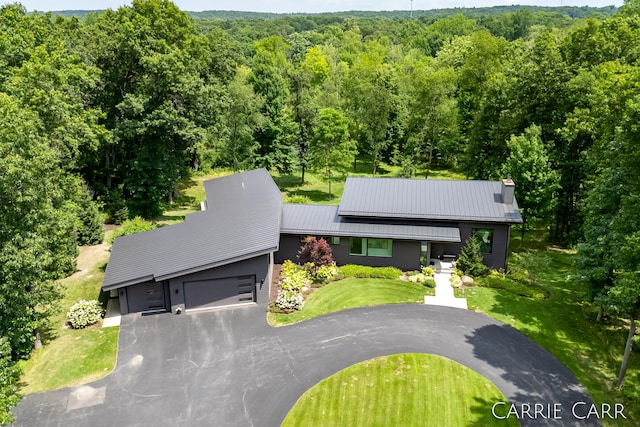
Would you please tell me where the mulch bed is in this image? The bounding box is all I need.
[269,263,282,303]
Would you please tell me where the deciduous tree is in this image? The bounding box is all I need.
[308,108,356,198]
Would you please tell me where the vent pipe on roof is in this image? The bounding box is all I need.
[501,178,515,204]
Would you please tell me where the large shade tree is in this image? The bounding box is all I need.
[308,108,357,198]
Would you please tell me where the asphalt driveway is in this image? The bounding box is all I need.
[12,305,600,426]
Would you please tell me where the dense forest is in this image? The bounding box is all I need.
[1,0,640,421]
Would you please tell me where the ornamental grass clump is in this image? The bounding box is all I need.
[67,299,104,329]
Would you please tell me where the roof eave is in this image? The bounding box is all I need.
[338,211,523,224]
[280,229,461,243]
[154,246,278,281]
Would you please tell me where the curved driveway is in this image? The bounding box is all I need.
[12,305,600,426]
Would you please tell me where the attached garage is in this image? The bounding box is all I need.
[102,168,282,316]
[184,276,255,311]
[120,281,169,314]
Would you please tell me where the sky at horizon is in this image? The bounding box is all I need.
[4,0,625,14]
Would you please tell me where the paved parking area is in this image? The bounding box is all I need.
[12,305,599,427]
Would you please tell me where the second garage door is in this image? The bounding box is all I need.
[184,276,255,311]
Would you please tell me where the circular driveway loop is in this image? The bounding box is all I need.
[13,305,600,426]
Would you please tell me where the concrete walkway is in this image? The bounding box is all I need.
[424,260,468,309]
[101,298,121,328]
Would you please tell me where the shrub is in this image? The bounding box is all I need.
[408,273,427,284]
[275,290,305,311]
[75,188,105,246]
[476,271,547,299]
[424,278,437,288]
[456,235,489,277]
[313,263,339,284]
[339,264,402,279]
[421,266,435,277]
[67,299,104,329]
[450,274,463,288]
[108,216,157,244]
[279,260,311,291]
[297,237,334,274]
[285,194,312,204]
[99,187,129,225]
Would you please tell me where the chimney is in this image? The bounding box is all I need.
[501,178,515,204]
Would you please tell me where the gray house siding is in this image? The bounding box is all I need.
[118,254,271,315]
[276,234,421,271]
[430,222,511,270]
[276,221,513,272]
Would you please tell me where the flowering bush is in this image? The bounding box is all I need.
[279,260,311,291]
[275,290,305,311]
[67,299,104,329]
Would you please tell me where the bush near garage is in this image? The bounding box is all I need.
[279,260,311,291]
[66,299,105,329]
[274,290,305,311]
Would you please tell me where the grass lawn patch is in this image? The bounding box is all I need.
[282,353,519,427]
[457,241,640,426]
[269,278,428,326]
[19,327,118,394]
[19,238,119,394]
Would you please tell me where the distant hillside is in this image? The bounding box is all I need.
[48,5,619,20]
[188,6,619,20]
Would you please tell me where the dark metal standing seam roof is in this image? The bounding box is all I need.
[281,204,461,242]
[338,177,523,224]
[103,169,282,290]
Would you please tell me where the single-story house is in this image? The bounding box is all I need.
[103,169,522,315]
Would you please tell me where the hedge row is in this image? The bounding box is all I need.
[339,264,402,279]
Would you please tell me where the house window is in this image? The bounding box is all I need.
[349,238,367,256]
[349,238,393,257]
[473,229,494,254]
[367,238,392,257]
[331,237,340,245]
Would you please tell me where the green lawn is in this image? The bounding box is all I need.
[456,243,640,426]
[282,353,519,427]
[269,278,430,326]
[174,162,466,210]
[19,237,119,394]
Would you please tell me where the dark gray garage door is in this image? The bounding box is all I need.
[126,282,168,313]
[184,275,255,311]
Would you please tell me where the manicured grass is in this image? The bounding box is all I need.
[269,278,429,326]
[456,241,640,426]
[282,353,519,427]
[19,238,119,394]
[19,328,118,393]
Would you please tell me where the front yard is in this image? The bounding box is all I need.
[19,239,119,394]
[282,353,519,427]
[268,277,430,326]
[457,245,639,426]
